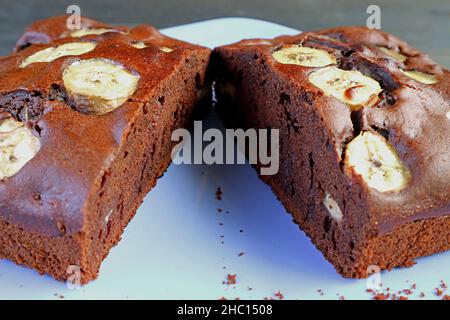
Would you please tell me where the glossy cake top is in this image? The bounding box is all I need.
[217,26,450,233]
[0,15,209,236]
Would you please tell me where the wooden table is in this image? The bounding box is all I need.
[0,0,448,67]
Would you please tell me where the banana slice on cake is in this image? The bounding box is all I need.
[130,41,173,53]
[20,42,96,68]
[400,69,438,85]
[0,116,41,180]
[272,46,336,67]
[130,41,147,49]
[160,46,174,53]
[62,58,140,115]
[345,131,410,192]
[309,66,382,109]
[377,46,407,62]
[70,28,118,38]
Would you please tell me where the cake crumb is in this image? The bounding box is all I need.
[435,288,444,296]
[216,187,223,200]
[225,274,237,286]
[274,291,284,300]
[402,289,413,295]
[372,293,388,300]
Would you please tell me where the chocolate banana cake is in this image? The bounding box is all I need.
[212,26,450,278]
[0,15,210,283]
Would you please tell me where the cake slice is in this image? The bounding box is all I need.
[0,15,210,283]
[212,26,450,278]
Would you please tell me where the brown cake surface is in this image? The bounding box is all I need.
[212,26,450,278]
[0,15,210,283]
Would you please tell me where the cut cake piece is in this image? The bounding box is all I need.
[0,15,210,283]
[212,26,450,278]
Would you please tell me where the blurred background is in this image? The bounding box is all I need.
[0,0,448,66]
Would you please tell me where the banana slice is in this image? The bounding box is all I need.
[377,46,407,62]
[130,42,173,53]
[62,58,140,115]
[70,28,118,38]
[0,117,22,133]
[272,46,336,67]
[345,131,410,192]
[323,192,343,222]
[309,66,382,109]
[160,46,174,53]
[20,42,96,68]
[131,41,147,49]
[446,111,450,121]
[0,116,41,180]
[400,69,438,84]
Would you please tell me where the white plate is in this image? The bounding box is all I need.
[1,18,448,300]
